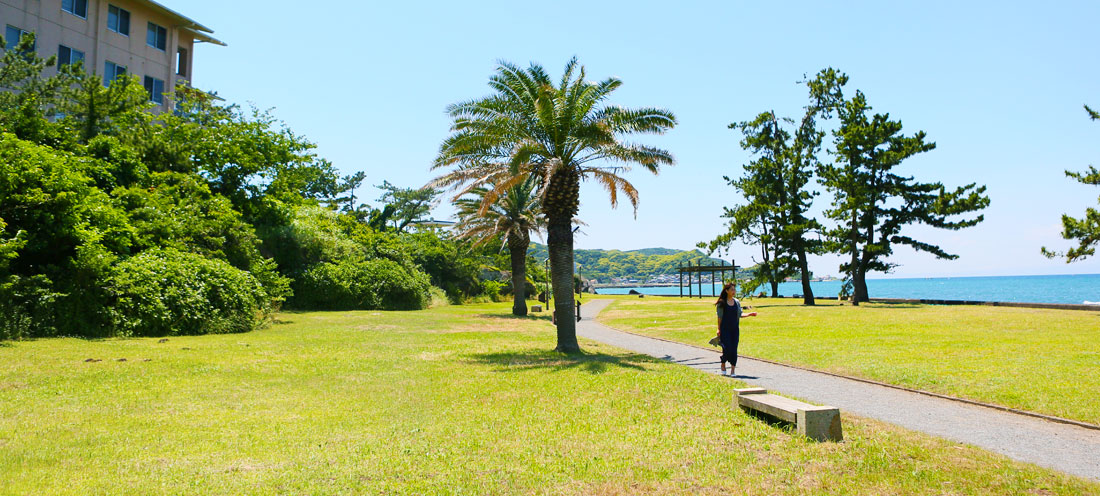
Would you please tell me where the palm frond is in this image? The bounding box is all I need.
[432,57,676,228]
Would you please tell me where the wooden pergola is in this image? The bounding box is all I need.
[678,259,737,298]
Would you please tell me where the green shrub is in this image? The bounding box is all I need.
[0,274,60,340]
[0,134,133,338]
[258,204,366,275]
[480,280,507,301]
[113,172,291,305]
[402,232,482,301]
[111,249,268,337]
[427,286,449,308]
[291,258,430,311]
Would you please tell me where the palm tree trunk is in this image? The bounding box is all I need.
[508,234,529,317]
[544,166,581,353]
[547,217,578,352]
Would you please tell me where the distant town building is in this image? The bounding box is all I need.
[1,0,223,108]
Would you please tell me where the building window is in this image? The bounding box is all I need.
[103,61,126,86]
[62,0,88,18]
[143,76,165,105]
[4,25,33,52]
[57,45,85,68]
[176,47,188,76]
[107,5,130,36]
[146,22,166,50]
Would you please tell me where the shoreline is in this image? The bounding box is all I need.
[591,273,1100,307]
[590,293,1100,312]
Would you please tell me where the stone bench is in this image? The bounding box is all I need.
[734,387,842,442]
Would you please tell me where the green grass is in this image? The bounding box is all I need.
[1,302,1096,494]
[595,295,1100,425]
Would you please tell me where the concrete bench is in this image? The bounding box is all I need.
[734,388,842,442]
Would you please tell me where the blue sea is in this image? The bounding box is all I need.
[596,274,1100,305]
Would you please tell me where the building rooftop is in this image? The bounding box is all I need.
[141,0,225,46]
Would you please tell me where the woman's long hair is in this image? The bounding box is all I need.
[715,282,736,307]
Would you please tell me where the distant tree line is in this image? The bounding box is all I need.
[526,244,732,283]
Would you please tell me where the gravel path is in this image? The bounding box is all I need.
[578,299,1100,481]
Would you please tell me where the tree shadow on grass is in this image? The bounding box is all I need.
[465,349,657,374]
[476,313,554,323]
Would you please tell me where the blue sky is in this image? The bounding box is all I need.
[181,0,1099,278]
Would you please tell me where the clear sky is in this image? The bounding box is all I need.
[181,0,1100,279]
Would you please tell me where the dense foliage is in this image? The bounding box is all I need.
[111,249,268,336]
[293,258,431,311]
[0,37,507,340]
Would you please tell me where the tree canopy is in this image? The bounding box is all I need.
[1042,105,1100,262]
[0,41,511,339]
[812,69,990,304]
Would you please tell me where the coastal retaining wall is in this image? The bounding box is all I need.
[631,293,1099,312]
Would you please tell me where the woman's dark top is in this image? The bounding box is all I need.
[717,298,742,365]
[716,299,742,330]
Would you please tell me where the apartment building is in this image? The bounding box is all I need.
[0,0,223,107]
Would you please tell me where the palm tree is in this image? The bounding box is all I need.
[453,177,543,316]
[432,58,676,352]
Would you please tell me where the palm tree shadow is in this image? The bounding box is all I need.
[465,349,656,374]
[477,313,554,322]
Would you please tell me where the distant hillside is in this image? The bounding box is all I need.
[527,243,741,283]
[629,248,681,256]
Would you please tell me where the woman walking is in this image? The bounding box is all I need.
[716,282,757,376]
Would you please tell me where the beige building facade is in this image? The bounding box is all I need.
[0,0,223,107]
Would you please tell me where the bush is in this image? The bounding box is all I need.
[402,232,482,302]
[114,172,291,305]
[427,286,449,308]
[0,274,60,340]
[480,280,507,302]
[291,258,430,311]
[0,134,132,338]
[111,249,268,337]
[257,204,367,275]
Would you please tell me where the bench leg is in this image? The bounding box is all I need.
[797,407,843,442]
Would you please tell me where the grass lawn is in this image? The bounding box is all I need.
[594,295,1100,425]
[1,302,1096,494]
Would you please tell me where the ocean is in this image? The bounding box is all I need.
[595,274,1100,305]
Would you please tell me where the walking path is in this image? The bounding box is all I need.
[578,299,1100,481]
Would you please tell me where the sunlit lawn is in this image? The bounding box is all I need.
[594,295,1100,425]
[1,301,1096,494]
